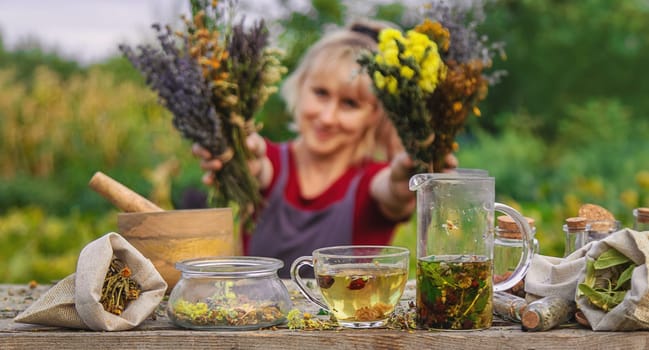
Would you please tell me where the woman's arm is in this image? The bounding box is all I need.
[369,152,416,221]
[370,152,459,221]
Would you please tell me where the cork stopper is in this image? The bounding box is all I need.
[578,203,617,232]
[497,216,535,239]
[521,309,541,331]
[565,217,587,231]
[578,203,615,221]
[636,207,649,224]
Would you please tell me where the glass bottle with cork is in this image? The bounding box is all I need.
[563,217,588,257]
[586,219,621,242]
[578,203,620,243]
[494,215,538,297]
[633,207,649,231]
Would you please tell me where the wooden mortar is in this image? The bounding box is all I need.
[89,171,235,291]
[117,208,234,292]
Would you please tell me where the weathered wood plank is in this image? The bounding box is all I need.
[3,325,649,350]
[2,282,648,350]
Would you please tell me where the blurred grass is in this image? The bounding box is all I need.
[0,206,116,282]
[0,63,205,283]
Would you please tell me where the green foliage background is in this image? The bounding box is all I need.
[1,0,648,282]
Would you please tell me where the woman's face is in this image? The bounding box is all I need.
[295,56,379,159]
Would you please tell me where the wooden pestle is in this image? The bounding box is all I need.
[89,171,163,212]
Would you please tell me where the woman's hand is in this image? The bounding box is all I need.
[443,152,459,172]
[371,151,416,221]
[245,133,273,189]
[388,152,415,203]
[191,143,222,186]
[191,132,273,189]
[371,151,459,221]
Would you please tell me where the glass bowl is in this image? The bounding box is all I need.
[166,256,292,330]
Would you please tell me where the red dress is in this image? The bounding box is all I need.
[244,140,401,277]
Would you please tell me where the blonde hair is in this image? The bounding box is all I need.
[281,19,402,162]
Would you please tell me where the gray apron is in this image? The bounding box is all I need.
[249,143,362,277]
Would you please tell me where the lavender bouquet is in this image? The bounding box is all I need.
[120,0,285,228]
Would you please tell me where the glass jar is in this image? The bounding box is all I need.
[167,256,293,330]
[633,208,649,231]
[586,219,621,242]
[563,217,588,257]
[494,215,538,297]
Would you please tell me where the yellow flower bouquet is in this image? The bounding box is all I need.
[359,3,504,173]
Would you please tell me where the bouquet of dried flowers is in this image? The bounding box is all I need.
[120,0,286,228]
[358,1,505,173]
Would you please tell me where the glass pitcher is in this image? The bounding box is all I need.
[409,171,534,330]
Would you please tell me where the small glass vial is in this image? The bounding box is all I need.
[494,215,537,297]
[563,217,588,257]
[521,295,576,332]
[633,207,649,231]
[493,291,528,323]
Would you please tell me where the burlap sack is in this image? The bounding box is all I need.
[525,228,649,331]
[15,232,167,331]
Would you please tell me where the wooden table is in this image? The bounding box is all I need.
[1,281,647,350]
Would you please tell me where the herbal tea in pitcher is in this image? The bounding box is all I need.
[317,265,408,322]
[410,171,534,330]
[416,255,493,330]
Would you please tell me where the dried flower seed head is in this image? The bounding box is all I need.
[120,266,132,278]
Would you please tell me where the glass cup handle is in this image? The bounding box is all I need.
[493,202,535,292]
[289,256,329,310]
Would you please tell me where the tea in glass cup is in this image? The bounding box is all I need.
[290,245,409,328]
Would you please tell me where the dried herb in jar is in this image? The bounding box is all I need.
[169,281,286,328]
[171,299,284,327]
[100,258,141,315]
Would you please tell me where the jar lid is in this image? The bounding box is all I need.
[175,256,284,278]
[588,219,620,233]
[496,215,535,239]
[565,217,587,230]
[637,207,649,223]
[497,215,535,230]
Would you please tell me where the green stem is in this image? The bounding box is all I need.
[462,285,487,317]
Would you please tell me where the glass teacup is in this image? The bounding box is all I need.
[290,245,409,328]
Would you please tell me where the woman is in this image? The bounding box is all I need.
[193,20,455,277]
